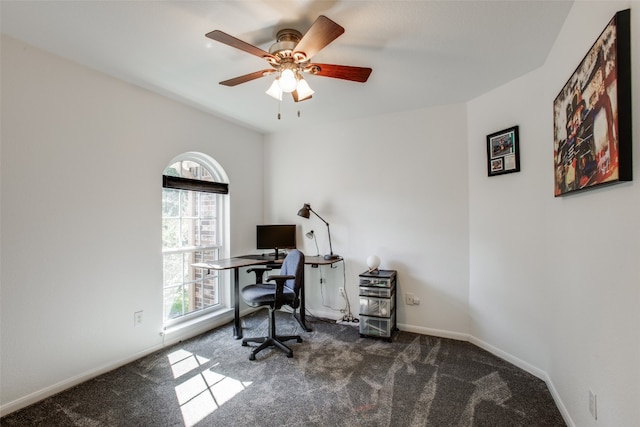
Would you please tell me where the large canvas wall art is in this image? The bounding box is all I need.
[553,9,632,196]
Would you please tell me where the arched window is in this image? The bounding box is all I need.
[162,152,229,326]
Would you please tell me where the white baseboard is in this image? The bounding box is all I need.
[543,374,575,427]
[397,323,470,342]
[467,335,547,380]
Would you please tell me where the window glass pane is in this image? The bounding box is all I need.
[196,277,218,309]
[164,163,181,177]
[203,278,217,304]
[180,218,197,247]
[201,168,213,181]
[200,193,216,218]
[162,189,180,217]
[199,219,217,247]
[162,218,180,249]
[182,252,196,282]
[164,285,188,320]
[180,191,198,217]
[193,250,218,266]
[182,161,199,179]
[163,253,183,287]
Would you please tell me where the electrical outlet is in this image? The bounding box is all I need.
[413,297,420,305]
[406,293,415,305]
[134,310,143,327]
[589,389,597,420]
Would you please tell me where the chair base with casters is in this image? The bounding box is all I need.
[241,309,303,360]
[240,249,305,361]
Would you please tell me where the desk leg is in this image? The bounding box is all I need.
[294,273,312,332]
[233,267,242,339]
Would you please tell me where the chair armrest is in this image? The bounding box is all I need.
[247,267,272,284]
[247,267,272,273]
[266,274,295,282]
[267,275,296,309]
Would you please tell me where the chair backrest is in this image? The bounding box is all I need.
[280,249,305,305]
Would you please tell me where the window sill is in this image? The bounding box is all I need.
[161,308,234,346]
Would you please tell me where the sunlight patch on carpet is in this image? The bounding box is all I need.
[169,349,253,427]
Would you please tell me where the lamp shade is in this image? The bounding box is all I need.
[266,79,283,100]
[297,203,311,219]
[305,229,319,256]
[295,78,314,100]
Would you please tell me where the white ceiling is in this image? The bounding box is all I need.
[1,1,573,134]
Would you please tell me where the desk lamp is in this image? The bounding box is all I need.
[305,230,320,256]
[297,203,340,260]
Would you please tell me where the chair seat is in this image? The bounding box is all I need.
[241,283,295,307]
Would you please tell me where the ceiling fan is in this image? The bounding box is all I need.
[206,15,372,102]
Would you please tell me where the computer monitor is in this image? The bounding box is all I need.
[256,224,296,260]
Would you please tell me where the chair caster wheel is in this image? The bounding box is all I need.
[286,353,293,358]
[242,342,248,347]
[296,337,303,343]
[249,354,256,361]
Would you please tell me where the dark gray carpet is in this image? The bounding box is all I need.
[1,312,565,426]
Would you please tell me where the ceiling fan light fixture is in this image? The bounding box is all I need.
[295,77,314,100]
[266,79,283,100]
[278,68,298,93]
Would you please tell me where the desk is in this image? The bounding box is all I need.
[193,255,343,339]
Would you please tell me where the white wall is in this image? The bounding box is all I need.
[0,35,264,412]
[467,2,640,426]
[264,104,471,338]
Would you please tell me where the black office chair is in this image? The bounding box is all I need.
[241,249,305,360]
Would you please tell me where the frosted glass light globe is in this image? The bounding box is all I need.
[278,69,297,92]
[366,255,380,271]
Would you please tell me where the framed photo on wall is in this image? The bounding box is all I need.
[486,126,520,177]
[553,9,632,196]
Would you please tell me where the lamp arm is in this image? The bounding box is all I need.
[309,208,329,226]
[310,208,334,256]
[313,235,320,256]
[326,223,334,256]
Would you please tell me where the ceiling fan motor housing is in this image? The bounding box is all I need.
[269,29,303,60]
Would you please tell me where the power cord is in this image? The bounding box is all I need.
[337,260,359,323]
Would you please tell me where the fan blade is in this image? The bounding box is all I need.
[292,90,312,102]
[309,63,372,82]
[206,30,277,64]
[292,15,344,62]
[219,70,276,86]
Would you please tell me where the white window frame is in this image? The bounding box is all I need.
[162,152,230,329]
